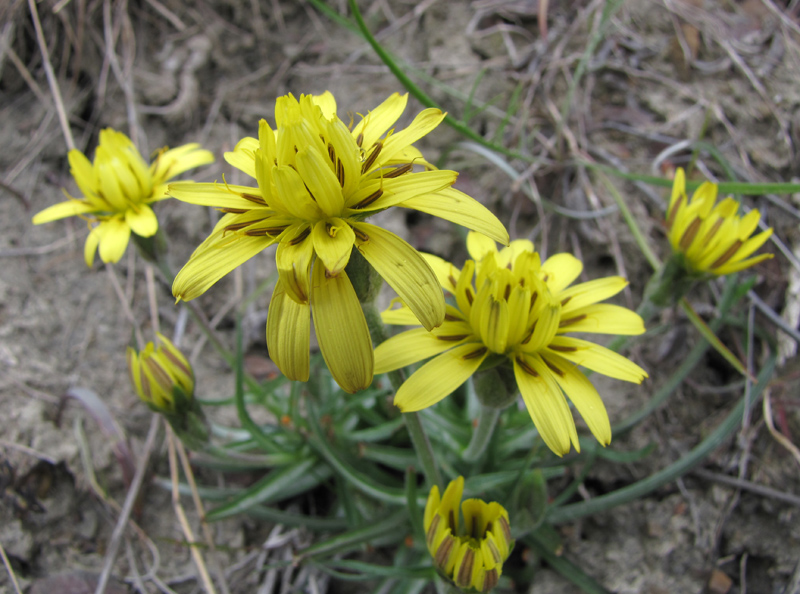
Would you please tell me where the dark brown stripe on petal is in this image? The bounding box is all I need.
[426,515,440,549]
[521,322,536,345]
[504,284,511,301]
[543,357,565,377]
[361,141,383,173]
[444,313,462,321]
[679,217,702,250]
[560,295,572,306]
[703,217,724,247]
[288,227,311,246]
[499,516,511,542]
[436,334,468,342]
[221,208,250,214]
[241,192,266,205]
[559,314,586,328]
[355,189,384,209]
[353,228,369,242]
[463,347,487,360]
[465,289,474,306]
[710,239,743,269]
[530,291,538,310]
[435,535,455,570]
[456,549,475,587]
[666,195,684,230]
[516,356,538,377]
[548,344,578,352]
[384,163,413,178]
[483,569,499,592]
[541,273,549,282]
[448,274,457,288]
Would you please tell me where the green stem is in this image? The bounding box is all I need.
[462,406,501,462]
[404,411,444,490]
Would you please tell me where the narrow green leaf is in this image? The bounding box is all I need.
[298,509,408,560]
[360,443,418,471]
[346,417,405,442]
[247,505,348,530]
[313,559,435,580]
[206,458,327,520]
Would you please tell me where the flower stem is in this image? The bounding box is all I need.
[462,405,501,462]
[404,411,443,490]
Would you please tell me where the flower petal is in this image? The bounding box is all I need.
[272,164,325,220]
[266,280,310,382]
[223,146,257,180]
[547,336,648,383]
[374,325,470,373]
[377,108,446,167]
[84,225,101,267]
[97,217,131,263]
[311,219,354,275]
[466,230,497,262]
[153,143,215,181]
[296,145,344,217]
[558,276,628,314]
[352,92,408,150]
[513,353,579,456]
[275,226,314,303]
[310,263,373,393]
[173,232,270,301]
[169,181,267,210]
[32,199,97,224]
[393,342,488,412]
[543,352,611,446]
[312,91,337,120]
[346,170,456,211]
[540,253,583,293]
[422,254,461,293]
[400,187,509,245]
[353,222,445,331]
[68,148,99,199]
[126,204,158,237]
[557,304,646,335]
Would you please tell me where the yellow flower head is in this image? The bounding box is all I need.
[424,477,513,593]
[32,129,214,266]
[127,333,194,414]
[171,92,508,393]
[666,168,773,276]
[375,232,649,456]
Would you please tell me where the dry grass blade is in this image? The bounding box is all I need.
[763,389,800,469]
[0,540,23,594]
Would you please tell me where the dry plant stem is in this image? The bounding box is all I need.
[95,415,160,594]
[0,540,22,594]
[175,438,231,594]
[167,428,218,594]
[27,0,75,150]
[105,263,144,349]
[763,389,800,468]
[146,264,160,337]
[102,0,140,146]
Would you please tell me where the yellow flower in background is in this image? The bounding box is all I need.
[32,129,214,266]
[424,477,513,592]
[666,168,773,276]
[171,92,508,393]
[375,232,648,456]
[127,333,194,414]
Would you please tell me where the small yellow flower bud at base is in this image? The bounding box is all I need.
[424,477,514,593]
[127,333,208,450]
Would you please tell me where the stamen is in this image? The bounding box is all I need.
[516,356,538,376]
[220,208,249,214]
[521,322,536,345]
[444,313,462,321]
[337,159,345,187]
[559,314,586,327]
[361,141,383,173]
[560,296,572,306]
[465,289,474,306]
[710,239,743,269]
[541,273,549,282]
[448,274,457,288]
[503,284,511,301]
[353,228,369,242]
[356,131,364,147]
[530,291,538,310]
[355,189,384,209]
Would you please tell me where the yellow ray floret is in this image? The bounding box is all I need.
[666,168,773,276]
[376,231,648,456]
[33,129,214,266]
[170,91,509,393]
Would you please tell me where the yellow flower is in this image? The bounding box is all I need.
[32,129,214,266]
[424,477,513,593]
[375,232,648,456]
[171,92,508,393]
[666,168,773,275]
[127,333,194,414]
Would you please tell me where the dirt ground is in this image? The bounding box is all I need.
[1,0,800,592]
